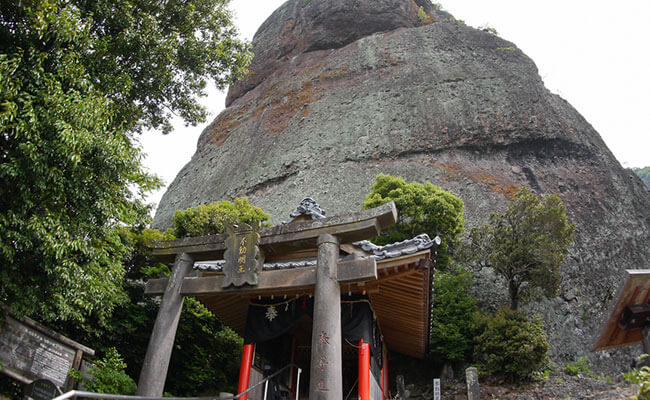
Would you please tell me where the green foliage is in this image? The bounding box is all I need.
[429,267,478,362]
[417,6,427,24]
[0,0,251,324]
[634,167,650,189]
[56,226,245,396]
[169,298,243,395]
[473,308,549,382]
[118,227,175,279]
[625,356,650,400]
[530,367,552,382]
[0,37,155,321]
[363,174,465,268]
[172,198,271,238]
[56,200,264,395]
[634,167,650,180]
[463,187,574,310]
[1,0,252,135]
[564,356,592,376]
[0,373,23,398]
[71,348,137,395]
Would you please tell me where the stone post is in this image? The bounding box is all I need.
[466,367,480,400]
[309,234,342,400]
[137,252,194,396]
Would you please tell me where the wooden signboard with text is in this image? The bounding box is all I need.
[0,309,94,390]
[222,222,264,288]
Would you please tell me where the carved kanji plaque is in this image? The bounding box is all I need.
[222,222,264,288]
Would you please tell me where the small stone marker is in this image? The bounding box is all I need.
[465,367,479,400]
[23,379,59,400]
[433,378,441,400]
[396,375,410,399]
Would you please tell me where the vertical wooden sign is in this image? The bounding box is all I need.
[433,378,441,400]
[222,222,264,288]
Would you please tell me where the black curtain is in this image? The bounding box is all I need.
[244,296,313,344]
[243,294,382,367]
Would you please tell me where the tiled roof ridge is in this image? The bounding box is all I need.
[194,233,440,272]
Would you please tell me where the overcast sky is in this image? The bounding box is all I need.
[139,0,650,209]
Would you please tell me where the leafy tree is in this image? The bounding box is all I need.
[633,167,650,190]
[429,266,478,363]
[168,298,243,395]
[362,174,465,267]
[0,0,251,323]
[634,167,650,180]
[172,197,270,238]
[1,0,252,134]
[463,187,574,310]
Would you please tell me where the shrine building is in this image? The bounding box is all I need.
[139,199,439,400]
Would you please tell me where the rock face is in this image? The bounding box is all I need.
[153,0,650,369]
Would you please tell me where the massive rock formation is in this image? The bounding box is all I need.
[153,0,650,369]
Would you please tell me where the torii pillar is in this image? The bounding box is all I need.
[136,252,194,396]
[309,234,342,398]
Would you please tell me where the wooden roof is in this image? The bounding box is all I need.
[593,269,650,351]
[196,250,433,359]
[371,251,432,358]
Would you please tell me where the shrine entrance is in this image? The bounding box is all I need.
[241,294,382,400]
[138,199,439,400]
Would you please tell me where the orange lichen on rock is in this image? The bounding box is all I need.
[470,171,519,199]
[209,105,252,146]
[263,80,315,136]
[319,66,350,80]
[435,162,460,179]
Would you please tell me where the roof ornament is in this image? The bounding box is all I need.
[353,233,441,260]
[283,197,326,224]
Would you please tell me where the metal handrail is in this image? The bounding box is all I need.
[52,363,302,400]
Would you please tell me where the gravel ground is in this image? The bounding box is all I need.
[404,371,638,400]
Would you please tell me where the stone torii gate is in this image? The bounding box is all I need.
[136,202,397,399]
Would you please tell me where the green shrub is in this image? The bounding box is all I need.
[72,348,137,395]
[473,308,548,382]
[172,197,270,238]
[564,356,592,376]
[417,6,427,24]
[429,267,478,362]
[625,355,650,400]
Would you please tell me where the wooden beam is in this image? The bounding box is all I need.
[149,202,397,262]
[145,258,377,296]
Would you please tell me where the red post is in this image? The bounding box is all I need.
[237,343,254,400]
[358,339,370,400]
